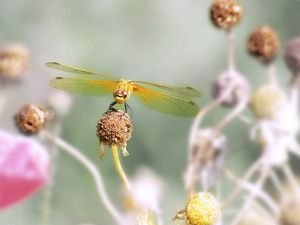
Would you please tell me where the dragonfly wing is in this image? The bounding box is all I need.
[50,76,118,96]
[45,62,119,80]
[133,84,199,116]
[132,81,201,97]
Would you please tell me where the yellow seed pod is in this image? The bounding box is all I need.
[248,26,280,63]
[96,110,133,148]
[250,84,286,119]
[186,192,220,225]
[210,0,243,30]
[280,197,300,225]
[15,104,48,135]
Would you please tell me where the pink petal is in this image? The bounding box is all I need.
[0,130,49,210]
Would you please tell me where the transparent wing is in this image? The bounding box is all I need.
[49,76,118,96]
[45,62,119,80]
[132,80,201,97]
[133,84,199,116]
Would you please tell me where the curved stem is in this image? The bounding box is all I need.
[222,157,262,207]
[229,167,270,225]
[40,130,124,225]
[111,145,132,190]
[224,169,279,215]
[40,122,61,225]
[213,100,247,135]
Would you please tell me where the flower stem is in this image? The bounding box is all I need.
[111,144,132,190]
[227,31,236,71]
[40,130,124,225]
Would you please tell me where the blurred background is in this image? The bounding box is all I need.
[0,0,300,224]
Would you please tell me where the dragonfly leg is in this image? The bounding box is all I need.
[124,103,133,114]
[107,101,118,112]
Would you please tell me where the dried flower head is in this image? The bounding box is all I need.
[284,37,300,75]
[185,129,226,190]
[210,0,243,30]
[247,26,280,63]
[123,167,164,214]
[48,91,73,117]
[280,197,300,225]
[211,70,250,107]
[0,43,29,81]
[250,84,286,119]
[186,192,220,225]
[15,104,48,135]
[97,110,133,149]
[237,207,276,225]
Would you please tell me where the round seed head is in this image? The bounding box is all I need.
[210,0,243,30]
[96,111,133,148]
[0,43,29,81]
[280,197,300,225]
[284,37,300,75]
[250,84,286,119]
[247,26,280,63]
[211,70,250,107]
[186,192,220,225]
[15,104,48,135]
[237,208,275,225]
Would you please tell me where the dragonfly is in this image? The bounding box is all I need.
[46,62,201,116]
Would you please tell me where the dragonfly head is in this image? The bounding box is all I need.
[113,89,129,104]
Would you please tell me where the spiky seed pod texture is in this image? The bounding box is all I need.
[280,197,300,225]
[284,37,300,75]
[15,104,48,135]
[247,26,280,63]
[186,192,220,225]
[210,0,243,30]
[250,84,286,119]
[97,111,133,148]
[0,43,29,81]
[211,70,250,107]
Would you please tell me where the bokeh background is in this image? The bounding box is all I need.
[0,0,300,224]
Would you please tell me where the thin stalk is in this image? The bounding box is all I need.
[40,122,61,225]
[281,162,300,196]
[269,170,287,200]
[224,169,279,215]
[40,130,124,225]
[111,145,132,190]
[227,31,236,71]
[266,63,278,86]
[222,157,262,207]
[213,100,247,135]
[229,167,270,225]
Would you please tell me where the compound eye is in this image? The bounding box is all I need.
[122,91,128,98]
[113,90,123,97]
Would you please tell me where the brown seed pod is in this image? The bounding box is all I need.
[210,0,243,30]
[211,70,250,107]
[96,111,133,148]
[247,26,280,63]
[0,43,29,81]
[15,104,48,135]
[284,37,300,75]
[280,197,300,225]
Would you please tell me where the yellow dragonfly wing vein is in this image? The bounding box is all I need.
[133,84,199,116]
